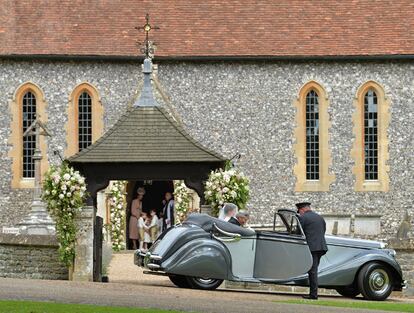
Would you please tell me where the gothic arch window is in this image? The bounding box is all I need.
[9,82,49,188]
[293,81,335,191]
[351,81,390,191]
[65,83,104,157]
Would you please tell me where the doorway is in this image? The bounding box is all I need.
[125,180,174,250]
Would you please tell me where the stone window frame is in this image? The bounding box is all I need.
[65,82,104,157]
[9,82,49,189]
[293,81,335,192]
[351,81,390,192]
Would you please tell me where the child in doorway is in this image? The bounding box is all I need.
[143,209,159,247]
[137,212,147,251]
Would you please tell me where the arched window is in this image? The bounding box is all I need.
[352,81,390,191]
[78,91,92,151]
[363,90,378,180]
[9,82,49,188]
[293,81,335,191]
[65,83,104,157]
[305,90,320,180]
[22,91,37,178]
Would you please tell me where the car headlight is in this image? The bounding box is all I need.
[386,249,397,257]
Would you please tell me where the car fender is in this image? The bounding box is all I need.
[319,251,402,287]
[161,238,231,280]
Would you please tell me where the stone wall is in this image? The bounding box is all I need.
[389,238,414,296]
[0,59,413,239]
[0,234,68,280]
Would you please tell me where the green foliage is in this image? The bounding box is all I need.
[0,300,189,313]
[42,162,87,267]
[173,180,192,223]
[106,181,127,251]
[204,166,250,217]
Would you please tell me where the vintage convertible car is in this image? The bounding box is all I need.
[134,210,405,300]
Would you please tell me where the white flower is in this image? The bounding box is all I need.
[45,190,50,195]
[81,186,86,192]
[63,173,71,181]
[78,177,85,184]
[117,204,122,209]
[66,192,72,197]
[59,194,64,199]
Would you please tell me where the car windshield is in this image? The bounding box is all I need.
[273,211,303,236]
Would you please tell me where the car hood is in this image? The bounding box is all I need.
[325,235,384,249]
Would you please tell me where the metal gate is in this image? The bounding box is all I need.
[93,216,103,282]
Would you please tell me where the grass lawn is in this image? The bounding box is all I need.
[0,300,190,313]
[279,299,414,312]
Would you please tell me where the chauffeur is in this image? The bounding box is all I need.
[296,202,328,300]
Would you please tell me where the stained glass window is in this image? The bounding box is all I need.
[78,92,92,151]
[364,90,378,180]
[306,90,319,180]
[22,92,36,178]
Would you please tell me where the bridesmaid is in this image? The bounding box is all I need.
[129,187,145,249]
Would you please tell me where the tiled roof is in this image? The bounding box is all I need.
[1,1,413,58]
[67,106,225,163]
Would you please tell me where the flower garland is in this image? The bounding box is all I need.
[204,166,250,217]
[107,181,127,251]
[42,163,87,267]
[173,180,192,223]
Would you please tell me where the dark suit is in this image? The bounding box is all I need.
[228,216,240,226]
[299,210,328,298]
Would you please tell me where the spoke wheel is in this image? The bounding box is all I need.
[185,276,223,290]
[358,262,393,301]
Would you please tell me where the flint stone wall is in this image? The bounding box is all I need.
[0,233,67,280]
[389,238,414,296]
[0,60,413,240]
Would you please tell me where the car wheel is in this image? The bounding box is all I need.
[357,262,393,301]
[168,275,190,288]
[185,276,223,290]
[335,286,360,298]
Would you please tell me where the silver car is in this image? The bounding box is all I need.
[135,210,405,301]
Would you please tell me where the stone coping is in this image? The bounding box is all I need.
[388,238,414,251]
[0,233,58,247]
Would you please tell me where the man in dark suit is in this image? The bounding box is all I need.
[296,202,328,300]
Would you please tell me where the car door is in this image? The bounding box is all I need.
[253,210,312,280]
[212,223,256,280]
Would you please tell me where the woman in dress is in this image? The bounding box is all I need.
[129,187,145,249]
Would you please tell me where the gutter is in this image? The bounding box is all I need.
[1,54,414,63]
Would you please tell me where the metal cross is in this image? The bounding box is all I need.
[135,13,159,59]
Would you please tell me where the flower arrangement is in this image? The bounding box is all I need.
[204,165,250,217]
[173,180,192,223]
[107,181,127,251]
[42,163,87,267]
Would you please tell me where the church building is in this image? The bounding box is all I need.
[0,1,413,248]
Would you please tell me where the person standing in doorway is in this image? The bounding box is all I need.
[129,187,145,250]
[162,192,174,231]
[296,202,328,300]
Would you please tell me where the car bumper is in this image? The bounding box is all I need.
[134,249,163,271]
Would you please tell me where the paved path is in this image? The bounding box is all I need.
[0,253,410,313]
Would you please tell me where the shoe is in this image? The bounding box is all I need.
[302,295,318,300]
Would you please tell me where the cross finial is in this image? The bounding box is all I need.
[135,13,159,59]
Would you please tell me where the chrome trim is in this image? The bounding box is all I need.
[257,235,307,245]
[213,223,242,238]
[150,255,162,260]
[147,263,161,270]
[212,233,241,242]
